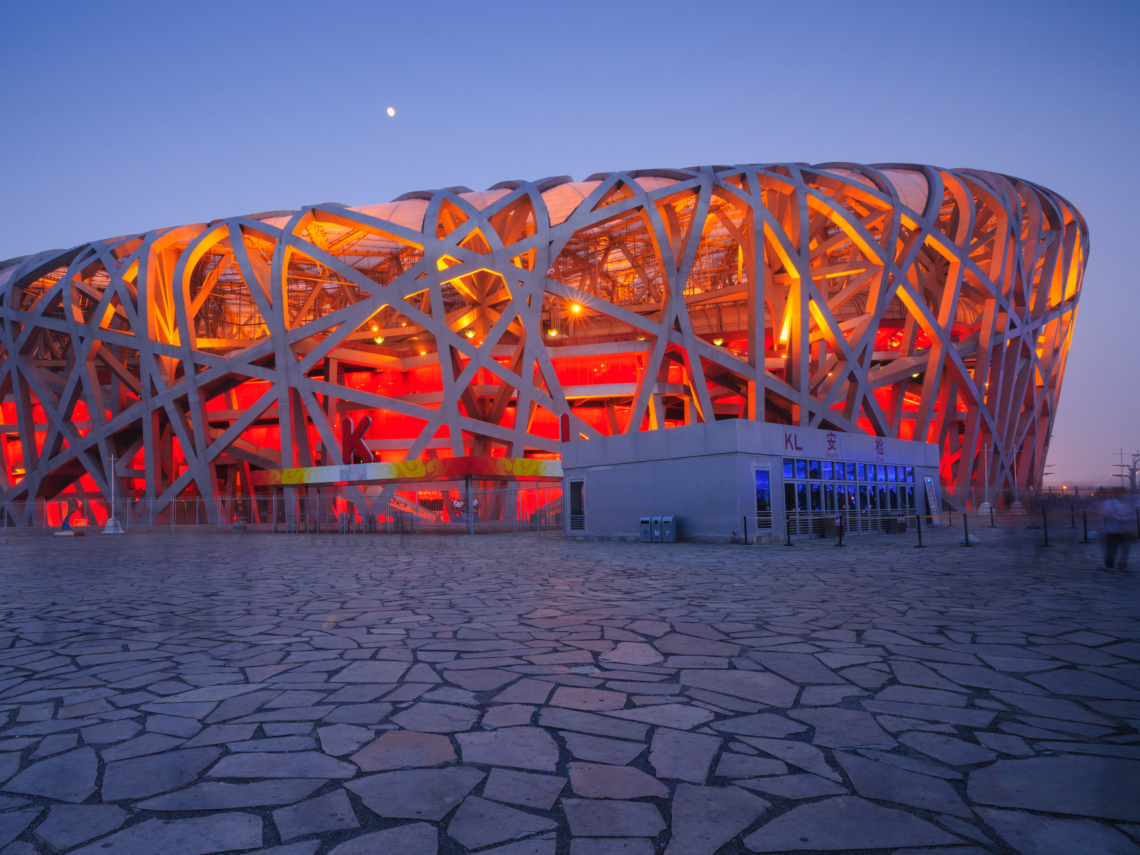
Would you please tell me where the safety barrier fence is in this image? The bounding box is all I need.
[780,504,1140,550]
[952,486,1138,511]
[1,487,563,535]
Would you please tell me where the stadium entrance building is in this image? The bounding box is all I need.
[562,420,939,542]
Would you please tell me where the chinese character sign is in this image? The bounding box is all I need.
[824,431,841,460]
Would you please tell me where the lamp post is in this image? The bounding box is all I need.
[978,443,992,515]
[102,454,124,535]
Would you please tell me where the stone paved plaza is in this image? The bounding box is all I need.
[0,527,1137,855]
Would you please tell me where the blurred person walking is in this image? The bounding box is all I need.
[1098,498,1131,571]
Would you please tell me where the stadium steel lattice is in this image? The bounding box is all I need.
[0,163,1087,523]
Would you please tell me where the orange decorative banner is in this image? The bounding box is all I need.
[249,457,562,487]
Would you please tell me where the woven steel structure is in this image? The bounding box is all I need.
[0,163,1087,523]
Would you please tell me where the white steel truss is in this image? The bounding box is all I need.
[0,163,1087,522]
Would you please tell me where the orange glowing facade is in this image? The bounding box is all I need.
[0,163,1087,520]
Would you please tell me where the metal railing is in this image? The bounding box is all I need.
[1,486,563,536]
[783,505,916,538]
[951,485,1139,512]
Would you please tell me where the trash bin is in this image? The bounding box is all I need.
[895,514,908,533]
[651,516,662,543]
[640,516,652,542]
[661,515,676,542]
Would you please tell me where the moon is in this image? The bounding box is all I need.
[386,107,395,117]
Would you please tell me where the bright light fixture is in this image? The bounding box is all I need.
[464,329,475,339]
[570,303,581,313]
[374,337,384,344]
[713,338,724,346]
[547,329,558,337]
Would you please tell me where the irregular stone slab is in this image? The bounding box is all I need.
[30,732,77,758]
[147,714,203,738]
[80,720,141,744]
[488,840,556,855]
[570,839,653,855]
[491,679,555,705]
[151,684,266,704]
[649,729,720,783]
[562,799,666,837]
[539,707,648,741]
[274,789,359,841]
[736,736,840,782]
[679,670,798,707]
[34,805,127,850]
[714,754,787,778]
[3,747,97,803]
[103,746,222,801]
[570,762,668,799]
[326,822,437,855]
[1026,669,1140,699]
[101,734,186,762]
[443,669,517,691]
[899,732,997,766]
[483,768,566,810]
[978,807,1140,855]
[346,767,485,820]
[317,724,373,756]
[71,813,262,855]
[749,653,847,684]
[458,727,559,771]
[229,736,316,752]
[742,796,959,851]
[655,634,740,657]
[184,724,259,748]
[839,665,890,689]
[711,714,808,739]
[138,779,326,810]
[448,795,557,850]
[929,664,1047,695]
[321,703,393,725]
[391,703,479,733]
[859,700,996,727]
[789,709,895,748]
[876,715,957,735]
[891,660,968,691]
[600,643,664,666]
[337,661,410,683]
[0,808,42,850]
[205,691,279,724]
[834,751,971,817]
[552,686,627,711]
[798,686,866,706]
[667,784,768,855]
[968,756,1140,820]
[734,774,848,800]
[483,704,535,728]
[602,704,713,730]
[975,732,1033,756]
[209,752,356,779]
[990,691,1112,725]
[352,730,456,771]
[857,749,962,780]
[563,732,647,765]
[874,685,967,706]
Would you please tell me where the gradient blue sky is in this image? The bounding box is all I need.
[1,0,1136,484]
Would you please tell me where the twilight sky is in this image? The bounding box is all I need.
[1,0,1136,484]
